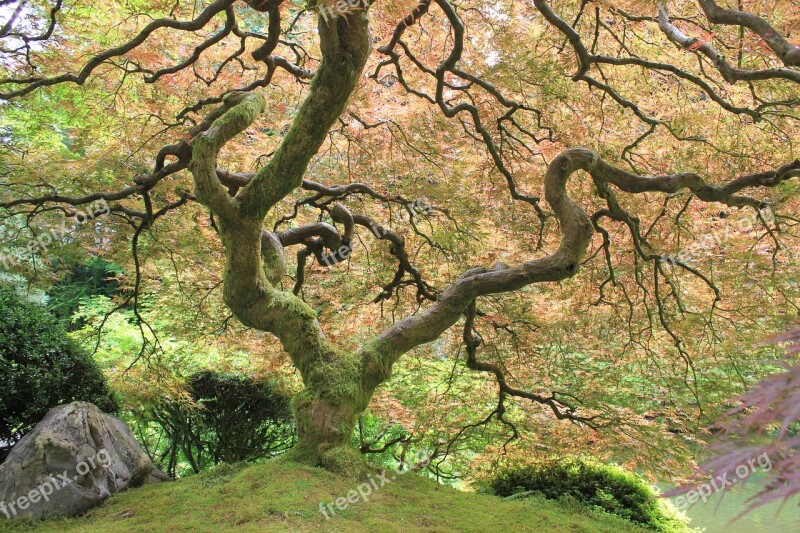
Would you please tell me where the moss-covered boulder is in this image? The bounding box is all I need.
[0,402,151,520]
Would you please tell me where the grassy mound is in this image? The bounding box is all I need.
[4,460,652,532]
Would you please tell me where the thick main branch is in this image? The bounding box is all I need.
[360,149,800,392]
[697,0,800,67]
[235,10,371,219]
[187,9,372,389]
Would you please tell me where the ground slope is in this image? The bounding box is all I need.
[3,460,648,532]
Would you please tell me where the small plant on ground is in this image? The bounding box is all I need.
[489,457,689,532]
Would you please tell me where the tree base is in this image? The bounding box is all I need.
[284,443,370,480]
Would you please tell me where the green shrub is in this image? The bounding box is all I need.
[490,457,688,531]
[138,371,295,478]
[0,285,118,460]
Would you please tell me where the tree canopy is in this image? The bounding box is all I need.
[0,0,798,487]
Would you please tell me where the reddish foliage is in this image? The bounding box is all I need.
[668,328,800,512]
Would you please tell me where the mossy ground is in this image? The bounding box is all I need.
[3,459,650,532]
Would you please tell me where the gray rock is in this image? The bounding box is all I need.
[0,402,151,520]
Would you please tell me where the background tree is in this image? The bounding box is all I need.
[0,0,798,479]
[46,257,124,330]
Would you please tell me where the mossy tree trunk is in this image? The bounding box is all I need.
[188,6,598,478]
[188,10,378,477]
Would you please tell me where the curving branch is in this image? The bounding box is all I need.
[349,213,438,303]
[0,0,236,99]
[0,0,62,46]
[142,6,237,84]
[697,0,800,67]
[216,169,440,303]
[361,148,597,389]
[185,7,373,385]
[657,4,800,85]
[360,148,800,391]
[189,92,266,221]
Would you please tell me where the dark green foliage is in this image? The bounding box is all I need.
[0,285,118,460]
[490,458,684,531]
[46,257,123,330]
[142,371,295,478]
